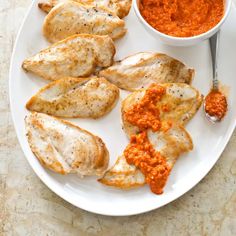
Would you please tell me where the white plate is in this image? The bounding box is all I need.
[9,0,236,216]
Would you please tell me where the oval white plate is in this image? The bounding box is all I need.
[9,1,236,216]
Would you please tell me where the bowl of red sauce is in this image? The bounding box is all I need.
[134,0,232,46]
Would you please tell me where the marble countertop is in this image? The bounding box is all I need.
[1,1,236,235]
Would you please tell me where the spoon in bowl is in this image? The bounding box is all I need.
[204,31,227,123]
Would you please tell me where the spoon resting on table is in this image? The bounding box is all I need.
[204,31,228,123]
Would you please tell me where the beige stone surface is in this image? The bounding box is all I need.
[1,0,236,235]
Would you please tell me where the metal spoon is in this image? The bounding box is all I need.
[204,31,227,123]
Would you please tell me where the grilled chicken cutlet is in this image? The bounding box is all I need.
[25,112,109,176]
[43,1,126,43]
[22,34,115,81]
[26,77,119,118]
[38,0,132,18]
[99,125,193,188]
[122,83,203,137]
[99,52,194,91]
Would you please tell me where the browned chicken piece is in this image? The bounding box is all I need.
[122,83,203,137]
[26,77,119,119]
[38,0,132,18]
[43,1,126,43]
[99,125,193,188]
[25,112,109,176]
[22,34,115,81]
[99,52,194,91]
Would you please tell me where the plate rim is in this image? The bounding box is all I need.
[9,0,236,216]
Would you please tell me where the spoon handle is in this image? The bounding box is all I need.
[209,31,220,90]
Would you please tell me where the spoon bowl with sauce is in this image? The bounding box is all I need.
[204,32,228,123]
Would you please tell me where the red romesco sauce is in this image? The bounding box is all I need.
[205,90,227,120]
[140,0,224,37]
[124,84,165,132]
[124,131,171,194]
[124,84,171,194]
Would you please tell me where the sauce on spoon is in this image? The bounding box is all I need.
[205,89,227,121]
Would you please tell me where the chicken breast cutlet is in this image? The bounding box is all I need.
[26,77,119,118]
[99,52,194,91]
[25,112,109,176]
[38,0,132,18]
[99,125,193,188]
[43,1,126,43]
[22,34,115,81]
[122,83,203,137]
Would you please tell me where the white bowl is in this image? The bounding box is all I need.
[133,0,232,46]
